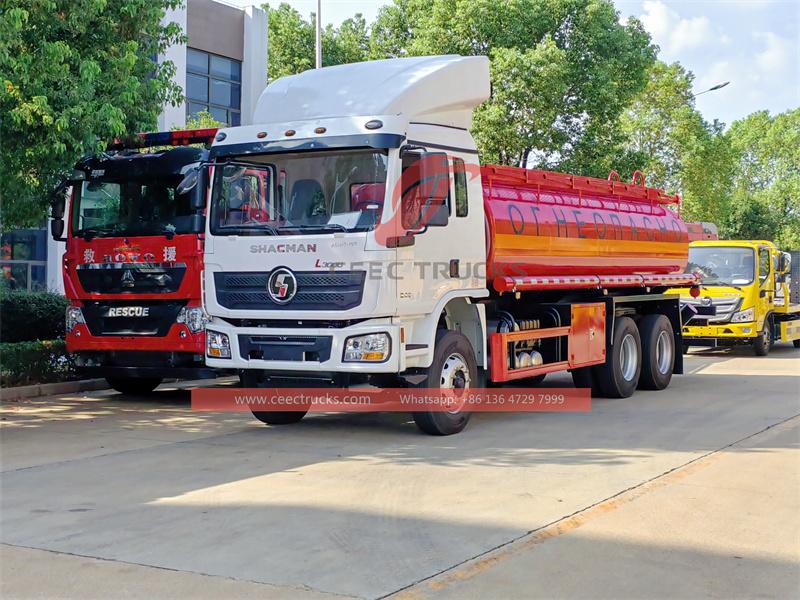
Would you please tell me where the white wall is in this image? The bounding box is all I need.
[241,5,268,125]
[158,3,188,130]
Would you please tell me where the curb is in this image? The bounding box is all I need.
[0,379,109,402]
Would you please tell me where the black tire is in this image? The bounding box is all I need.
[793,339,800,348]
[753,320,772,356]
[241,370,308,425]
[682,343,691,355]
[107,377,163,395]
[638,314,675,391]
[594,316,641,398]
[526,373,547,386]
[412,330,476,436]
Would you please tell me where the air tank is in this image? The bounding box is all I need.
[482,166,689,280]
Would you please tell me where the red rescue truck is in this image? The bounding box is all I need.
[50,129,218,394]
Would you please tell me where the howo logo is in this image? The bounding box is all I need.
[106,306,150,317]
[266,268,297,304]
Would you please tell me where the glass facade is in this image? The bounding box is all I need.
[1,229,48,291]
[186,48,241,126]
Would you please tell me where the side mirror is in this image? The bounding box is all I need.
[177,167,200,195]
[50,218,65,241]
[777,252,790,274]
[188,213,205,234]
[400,151,450,232]
[50,181,69,218]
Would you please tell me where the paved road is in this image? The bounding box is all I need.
[1,345,799,599]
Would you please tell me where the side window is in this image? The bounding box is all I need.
[759,247,771,283]
[452,157,468,217]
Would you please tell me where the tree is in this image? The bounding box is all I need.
[370,0,656,173]
[263,3,369,81]
[618,61,735,225]
[0,0,184,228]
[721,109,800,248]
[181,110,225,130]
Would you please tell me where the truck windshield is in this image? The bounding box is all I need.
[685,246,755,286]
[210,149,388,236]
[71,175,194,238]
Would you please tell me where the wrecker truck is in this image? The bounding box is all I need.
[185,55,701,434]
[673,240,800,355]
[50,129,218,394]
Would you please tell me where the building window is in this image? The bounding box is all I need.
[186,48,241,126]
[1,229,48,291]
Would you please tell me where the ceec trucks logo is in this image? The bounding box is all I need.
[267,268,298,304]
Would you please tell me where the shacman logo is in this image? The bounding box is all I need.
[250,243,317,254]
[267,268,297,304]
[106,306,150,317]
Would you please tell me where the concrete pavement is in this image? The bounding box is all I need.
[1,345,799,599]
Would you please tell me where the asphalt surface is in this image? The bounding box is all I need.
[1,344,799,599]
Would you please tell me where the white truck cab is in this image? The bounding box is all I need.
[202,56,491,385]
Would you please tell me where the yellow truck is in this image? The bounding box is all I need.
[672,240,800,356]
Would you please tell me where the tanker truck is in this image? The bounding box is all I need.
[186,55,699,435]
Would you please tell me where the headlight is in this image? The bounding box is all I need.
[343,333,390,362]
[66,306,85,332]
[731,307,755,323]
[177,307,208,333]
[206,330,231,358]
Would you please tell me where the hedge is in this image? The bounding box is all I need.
[0,289,68,342]
[0,339,77,387]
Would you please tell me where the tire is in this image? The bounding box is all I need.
[682,343,691,355]
[107,377,163,395]
[638,314,675,390]
[593,316,641,398]
[753,320,772,356]
[240,370,308,425]
[570,367,600,396]
[526,373,547,386]
[412,330,476,436]
[793,339,800,348]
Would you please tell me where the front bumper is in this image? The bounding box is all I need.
[682,322,758,344]
[205,319,403,373]
[74,350,218,379]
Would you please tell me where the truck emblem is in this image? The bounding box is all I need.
[267,268,297,304]
[701,296,712,306]
[121,269,135,288]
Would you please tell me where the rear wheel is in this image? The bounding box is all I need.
[107,377,163,395]
[793,339,800,348]
[594,316,641,398]
[570,367,600,396]
[241,370,309,425]
[412,330,476,436]
[753,320,772,356]
[638,314,675,390]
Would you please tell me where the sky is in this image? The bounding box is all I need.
[228,0,799,127]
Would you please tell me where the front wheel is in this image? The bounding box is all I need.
[412,330,476,436]
[753,321,772,356]
[107,377,163,395]
[241,370,309,425]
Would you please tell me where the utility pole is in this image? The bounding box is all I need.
[315,0,322,69]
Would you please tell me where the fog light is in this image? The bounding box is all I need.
[343,333,390,362]
[206,330,231,359]
[741,327,752,334]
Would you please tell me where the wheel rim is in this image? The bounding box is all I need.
[440,352,470,414]
[656,330,672,375]
[620,333,638,381]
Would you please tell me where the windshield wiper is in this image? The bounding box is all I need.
[219,222,280,235]
[278,223,348,233]
[75,224,122,240]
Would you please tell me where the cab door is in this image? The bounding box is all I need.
[757,245,774,325]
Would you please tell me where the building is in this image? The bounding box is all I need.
[1,0,267,293]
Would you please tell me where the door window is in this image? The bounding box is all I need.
[759,247,771,284]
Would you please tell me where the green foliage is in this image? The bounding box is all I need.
[0,339,76,386]
[721,109,800,248]
[619,62,735,224]
[180,110,225,130]
[0,289,69,342]
[0,0,185,228]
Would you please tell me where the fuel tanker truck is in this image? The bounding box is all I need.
[185,55,699,435]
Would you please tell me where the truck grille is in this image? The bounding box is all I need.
[215,271,366,311]
[77,263,186,294]
[81,301,186,336]
[238,334,333,362]
[683,296,741,323]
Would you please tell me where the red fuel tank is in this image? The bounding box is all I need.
[482,166,689,280]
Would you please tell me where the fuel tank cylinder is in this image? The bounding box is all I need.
[482,166,689,279]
